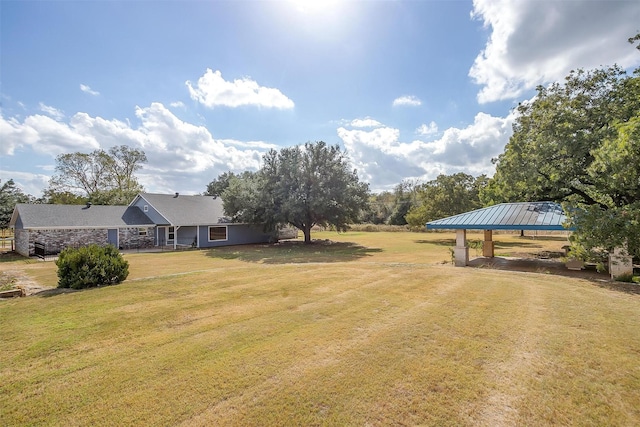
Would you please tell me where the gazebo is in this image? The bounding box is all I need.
[426,202,633,279]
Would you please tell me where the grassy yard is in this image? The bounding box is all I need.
[1,231,639,426]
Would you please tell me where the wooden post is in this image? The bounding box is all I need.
[454,229,469,267]
[483,229,494,257]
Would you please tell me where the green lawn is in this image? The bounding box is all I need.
[1,231,639,426]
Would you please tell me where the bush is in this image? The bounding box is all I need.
[56,244,129,289]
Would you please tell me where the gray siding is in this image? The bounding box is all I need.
[132,197,168,225]
[198,224,271,248]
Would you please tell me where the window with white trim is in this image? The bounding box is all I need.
[208,226,227,241]
[138,228,147,236]
[143,205,149,212]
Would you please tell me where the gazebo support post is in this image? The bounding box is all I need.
[454,229,469,267]
[609,246,633,280]
[483,229,494,257]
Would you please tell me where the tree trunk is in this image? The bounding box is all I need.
[303,225,312,244]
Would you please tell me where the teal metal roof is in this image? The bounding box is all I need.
[426,202,572,231]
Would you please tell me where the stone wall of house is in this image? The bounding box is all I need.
[17,226,156,256]
[119,227,155,249]
[14,229,30,257]
[27,228,108,256]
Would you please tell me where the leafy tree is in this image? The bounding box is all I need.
[388,180,419,225]
[406,173,487,227]
[485,65,640,258]
[630,31,640,50]
[567,115,640,258]
[0,179,33,228]
[204,171,254,198]
[223,141,370,243]
[361,191,395,224]
[41,189,88,205]
[482,66,638,206]
[47,145,147,205]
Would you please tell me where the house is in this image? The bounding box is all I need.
[129,192,273,249]
[9,193,275,257]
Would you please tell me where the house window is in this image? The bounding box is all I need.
[138,228,147,236]
[168,226,175,241]
[143,205,149,212]
[209,226,227,241]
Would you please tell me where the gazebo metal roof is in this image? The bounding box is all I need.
[426,202,573,231]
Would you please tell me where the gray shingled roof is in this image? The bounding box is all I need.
[136,193,226,226]
[426,202,573,231]
[10,204,154,229]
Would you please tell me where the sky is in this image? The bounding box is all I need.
[1,0,640,198]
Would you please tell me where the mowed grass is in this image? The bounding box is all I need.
[1,231,639,426]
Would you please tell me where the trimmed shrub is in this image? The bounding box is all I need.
[56,244,129,289]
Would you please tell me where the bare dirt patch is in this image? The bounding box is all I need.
[0,269,53,296]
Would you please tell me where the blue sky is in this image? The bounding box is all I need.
[2,0,639,197]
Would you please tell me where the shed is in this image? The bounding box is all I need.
[426,202,571,267]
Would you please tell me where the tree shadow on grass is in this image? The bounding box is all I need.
[204,239,383,264]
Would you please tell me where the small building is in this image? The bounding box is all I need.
[9,193,274,257]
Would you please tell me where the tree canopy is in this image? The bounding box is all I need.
[204,171,253,198]
[0,179,33,228]
[406,173,488,228]
[47,145,147,205]
[484,65,640,258]
[222,141,370,243]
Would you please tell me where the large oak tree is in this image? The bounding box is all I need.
[222,141,370,243]
[483,65,640,258]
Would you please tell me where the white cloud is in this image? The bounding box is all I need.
[416,121,438,136]
[38,103,65,121]
[350,117,383,128]
[170,101,185,108]
[0,102,272,195]
[186,69,295,109]
[392,95,422,107]
[0,170,50,198]
[337,111,516,191]
[0,113,99,156]
[219,139,279,150]
[470,0,640,103]
[80,84,100,96]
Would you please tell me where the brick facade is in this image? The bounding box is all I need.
[15,227,155,257]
